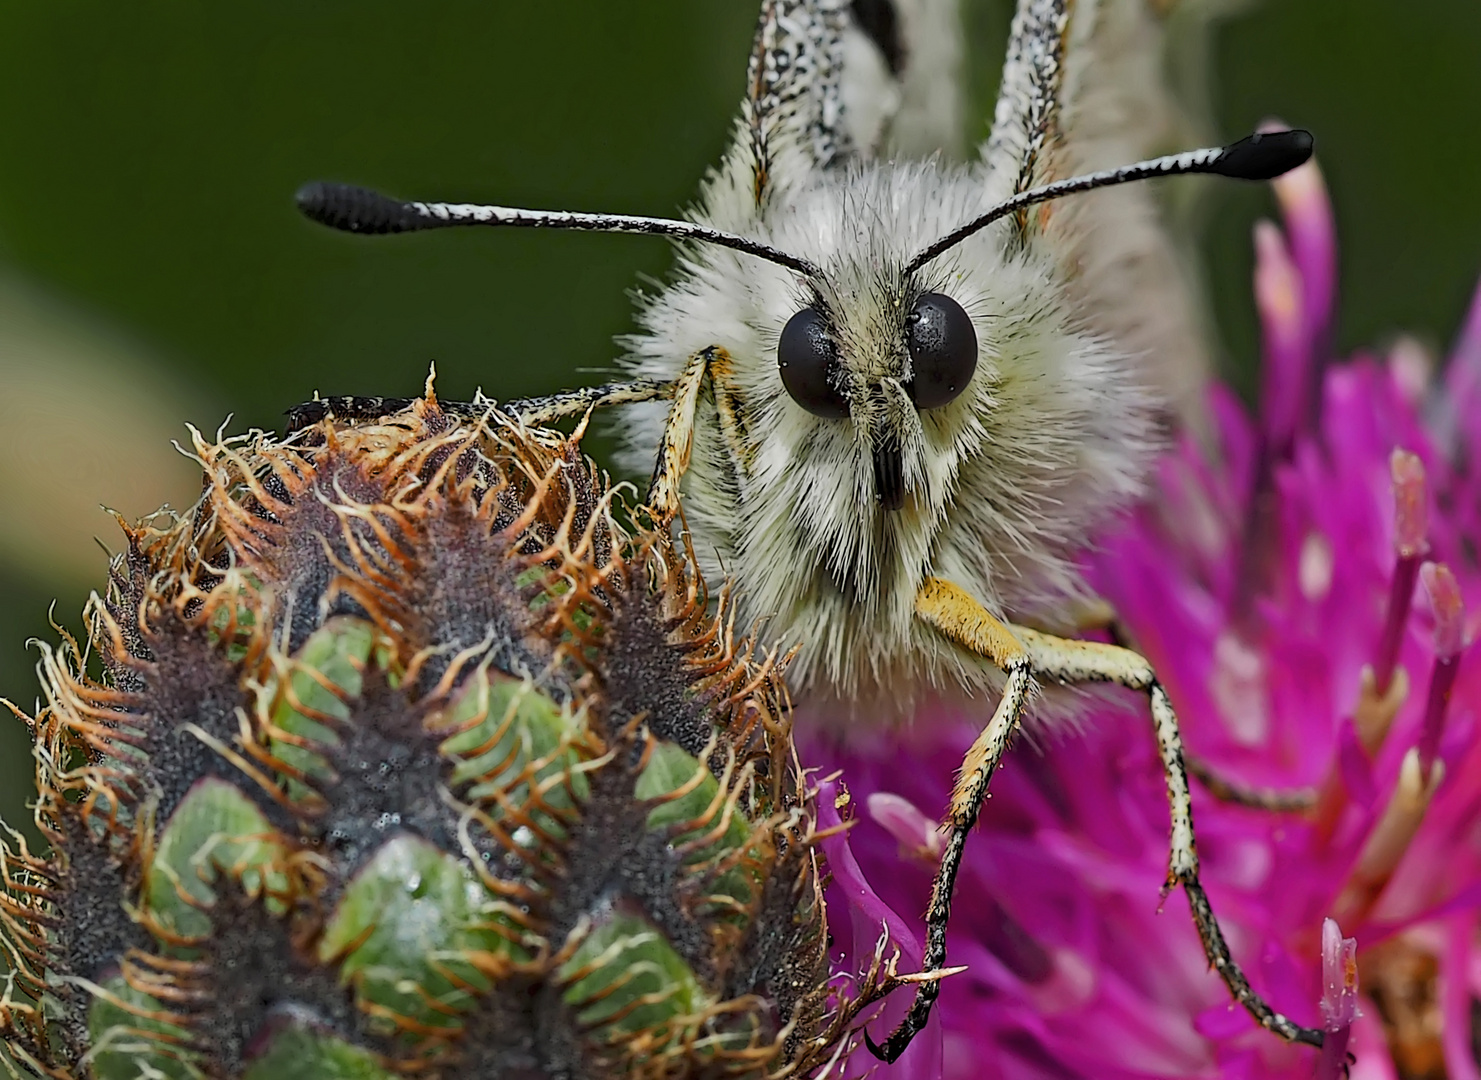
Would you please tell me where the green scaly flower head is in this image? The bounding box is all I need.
[0,393,907,1080]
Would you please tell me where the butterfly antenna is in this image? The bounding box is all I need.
[295,181,821,278]
[906,128,1314,273]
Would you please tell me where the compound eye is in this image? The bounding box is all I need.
[904,292,977,410]
[778,307,850,419]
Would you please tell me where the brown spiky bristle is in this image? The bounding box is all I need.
[0,396,900,1080]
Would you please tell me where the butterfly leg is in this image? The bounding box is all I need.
[871,576,1034,1062]
[1009,625,1326,1048]
[502,379,674,427]
[645,346,737,523]
[284,379,673,433]
[1104,620,1315,813]
[1184,754,1316,812]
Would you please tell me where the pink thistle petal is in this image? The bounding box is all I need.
[814,778,943,1079]
[1421,562,1467,660]
[1336,717,1379,811]
[1255,219,1308,453]
[1348,1009,1400,1080]
[1269,132,1337,357]
[1331,749,1444,929]
[1440,914,1481,1080]
[1373,554,1423,696]
[1314,920,1357,1080]
[1196,1000,1257,1041]
[1371,451,1428,692]
[868,791,945,862]
[1386,337,1433,406]
[1318,918,1359,1030]
[1417,563,1468,778]
[1353,666,1410,758]
[1389,450,1429,560]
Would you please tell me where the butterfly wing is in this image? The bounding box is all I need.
[732,0,969,208]
[741,0,855,206]
[844,0,966,161]
[982,0,1215,430]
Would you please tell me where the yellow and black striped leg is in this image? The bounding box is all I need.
[1010,626,1325,1050]
[875,588,1328,1062]
[503,379,674,426]
[871,578,1034,1062]
[645,345,742,524]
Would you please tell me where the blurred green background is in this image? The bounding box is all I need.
[0,0,1477,836]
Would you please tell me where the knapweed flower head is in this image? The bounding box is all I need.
[0,398,916,1080]
[808,151,1481,1078]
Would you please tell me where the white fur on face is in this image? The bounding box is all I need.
[599,0,1218,726]
[617,147,1158,724]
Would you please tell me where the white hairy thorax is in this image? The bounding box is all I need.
[615,0,1196,725]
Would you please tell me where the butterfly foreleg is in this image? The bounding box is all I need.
[502,379,673,427]
[1010,626,1326,1049]
[872,576,1034,1062]
[645,345,740,523]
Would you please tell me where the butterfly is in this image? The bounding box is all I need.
[292,0,1319,1061]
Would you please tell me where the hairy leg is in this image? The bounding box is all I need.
[875,587,1327,1062]
[1011,625,1324,1048]
[1185,754,1317,813]
[644,346,745,523]
[871,577,1033,1062]
[284,379,673,433]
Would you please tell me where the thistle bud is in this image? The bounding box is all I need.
[0,397,903,1079]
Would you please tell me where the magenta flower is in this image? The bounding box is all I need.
[804,151,1481,1078]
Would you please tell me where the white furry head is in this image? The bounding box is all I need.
[621,171,1157,722]
[616,0,1173,724]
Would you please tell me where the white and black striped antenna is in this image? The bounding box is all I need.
[905,128,1313,273]
[294,182,821,277]
[296,128,1312,279]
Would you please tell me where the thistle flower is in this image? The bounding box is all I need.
[807,152,1481,1078]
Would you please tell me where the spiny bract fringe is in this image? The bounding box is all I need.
[0,395,908,1080]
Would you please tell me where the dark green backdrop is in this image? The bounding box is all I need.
[1,0,1478,835]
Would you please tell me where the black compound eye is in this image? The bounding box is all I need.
[777,307,850,418]
[904,292,977,410]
